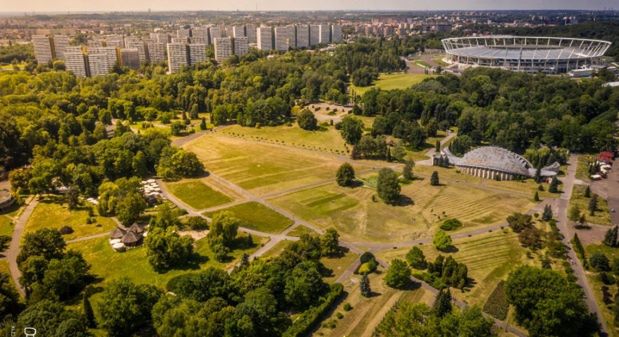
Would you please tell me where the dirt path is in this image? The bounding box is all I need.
[7,197,38,297]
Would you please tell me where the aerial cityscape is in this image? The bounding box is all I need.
[0,1,618,337]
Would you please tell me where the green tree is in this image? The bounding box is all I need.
[36,251,90,301]
[0,272,19,319]
[584,185,591,198]
[542,205,553,221]
[433,230,453,251]
[297,109,318,130]
[146,227,195,272]
[384,259,411,289]
[17,228,66,264]
[360,274,372,297]
[16,299,91,337]
[505,266,598,337]
[83,293,96,328]
[588,194,598,216]
[568,205,581,222]
[604,226,618,248]
[115,191,147,226]
[320,228,340,257]
[339,115,364,145]
[433,288,452,317]
[149,202,181,229]
[533,191,540,202]
[166,268,234,302]
[336,163,356,187]
[430,171,440,186]
[200,117,207,130]
[402,160,414,181]
[548,176,560,193]
[377,168,401,205]
[406,246,427,269]
[98,278,162,337]
[590,252,610,272]
[284,261,327,310]
[208,211,240,247]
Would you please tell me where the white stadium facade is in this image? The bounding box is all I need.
[442,36,612,74]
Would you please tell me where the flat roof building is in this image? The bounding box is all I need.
[191,27,209,45]
[167,42,189,73]
[275,25,295,51]
[232,25,246,38]
[234,36,249,57]
[214,37,233,62]
[309,25,320,47]
[120,48,140,69]
[331,24,342,43]
[296,25,309,48]
[64,50,88,77]
[147,42,166,64]
[209,26,222,44]
[89,46,118,69]
[88,52,111,77]
[319,24,330,44]
[124,37,147,64]
[32,35,54,64]
[189,43,207,65]
[246,24,257,44]
[257,26,273,51]
[53,35,70,60]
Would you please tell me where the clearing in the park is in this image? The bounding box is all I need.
[351,72,434,95]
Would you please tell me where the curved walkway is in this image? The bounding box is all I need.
[7,197,38,297]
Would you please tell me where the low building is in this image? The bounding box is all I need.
[437,146,559,180]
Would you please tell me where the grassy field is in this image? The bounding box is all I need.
[570,184,611,226]
[220,124,348,154]
[68,234,267,288]
[351,73,434,96]
[24,200,117,241]
[287,225,316,237]
[206,202,293,233]
[0,215,13,236]
[261,240,293,259]
[585,244,619,337]
[166,179,233,210]
[378,229,529,307]
[321,250,359,284]
[183,133,343,196]
[270,165,538,243]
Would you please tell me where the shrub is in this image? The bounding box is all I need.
[335,312,344,319]
[440,218,462,231]
[343,303,352,311]
[283,283,344,337]
[59,226,74,235]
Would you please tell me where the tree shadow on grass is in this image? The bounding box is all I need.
[437,245,459,253]
[394,195,414,207]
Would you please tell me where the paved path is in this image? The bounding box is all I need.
[66,231,111,244]
[7,197,38,297]
[417,130,457,166]
[556,155,608,335]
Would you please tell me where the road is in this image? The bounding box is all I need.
[555,155,608,335]
[6,197,38,297]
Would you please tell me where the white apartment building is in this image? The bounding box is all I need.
[189,43,207,65]
[124,37,147,64]
[275,25,295,51]
[214,37,233,62]
[88,53,111,77]
[149,32,170,44]
[120,48,140,69]
[246,24,257,44]
[191,27,210,45]
[209,26,222,44]
[53,35,70,60]
[232,25,245,38]
[257,26,273,51]
[233,37,249,57]
[64,51,88,77]
[167,43,189,73]
[319,24,330,44]
[32,35,54,64]
[147,42,166,64]
[104,35,125,48]
[89,46,118,69]
[309,25,320,47]
[296,25,310,48]
[331,24,342,43]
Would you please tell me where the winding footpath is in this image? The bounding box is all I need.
[7,197,38,297]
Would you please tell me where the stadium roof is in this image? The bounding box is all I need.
[447,146,532,176]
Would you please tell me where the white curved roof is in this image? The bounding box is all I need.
[453,146,532,176]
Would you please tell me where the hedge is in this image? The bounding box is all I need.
[283,283,344,337]
[482,280,509,320]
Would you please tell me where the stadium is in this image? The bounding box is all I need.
[441,36,612,74]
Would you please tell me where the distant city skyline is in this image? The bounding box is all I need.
[2,0,617,13]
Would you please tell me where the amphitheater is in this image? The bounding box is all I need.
[442,36,612,73]
[438,146,559,181]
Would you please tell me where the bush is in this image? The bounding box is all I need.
[335,312,344,319]
[59,226,74,235]
[184,216,209,230]
[283,283,344,337]
[343,303,352,311]
[360,252,375,264]
[357,260,378,274]
[440,218,462,231]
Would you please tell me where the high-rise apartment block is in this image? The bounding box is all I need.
[32,35,54,64]
[176,28,191,41]
[89,46,118,69]
[120,48,140,69]
[147,42,166,64]
[64,50,88,77]
[189,43,207,65]
[295,25,309,48]
[309,25,320,47]
[167,43,189,73]
[245,24,257,44]
[191,27,209,45]
[104,35,125,48]
[53,35,70,60]
[275,25,295,51]
[331,24,342,43]
[257,26,273,51]
[209,26,222,44]
[232,25,245,38]
[214,37,233,62]
[233,37,249,57]
[124,37,148,64]
[88,52,111,77]
[149,32,170,44]
[319,24,330,44]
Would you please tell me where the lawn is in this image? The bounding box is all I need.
[585,244,619,337]
[206,202,293,233]
[287,225,316,237]
[321,250,359,284]
[570,184,611,226]
[24,200,117,241]
[183,133,344,196]
[350,73,434,96]
[378,229,529,307]
[166,179,233,210]
[270,165,537,243]
[0,215,13,237]
[220,124,348,154]
[576,154,595,182]
[68,233,267,288]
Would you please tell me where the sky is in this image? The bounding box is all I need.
[2,0,617,12]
